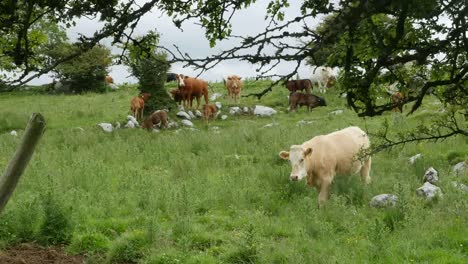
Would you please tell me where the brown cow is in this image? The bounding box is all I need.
[141,110,169,130]
[224,75,243,103]
[130,92,151,121]
[170,89,184,105]
[203,104,218,122]
[105,75,114,85]
[176,74,209,110]
[391,92,405,113]
[285,79,312,94]
[289,92,327,112]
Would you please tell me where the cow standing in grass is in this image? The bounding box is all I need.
[279,126,371,207]
[289,92,327,112]
[224,75,243,103]
[142,110,169,130]
[284,79,312,94]
[130,92,151,121]
[176,74,209,110]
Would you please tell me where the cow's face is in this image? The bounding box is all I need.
[279,145,312,181]
[176,74,185,87]
[140,93,151,101]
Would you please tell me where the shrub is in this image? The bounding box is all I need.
[124,32,176,113]
[38,192,73,245]
[48,43,112,93]
[106,230,148,263]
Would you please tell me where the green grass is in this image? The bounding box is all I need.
[0,82,467,263]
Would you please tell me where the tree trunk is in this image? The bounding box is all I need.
[0,113,45,214]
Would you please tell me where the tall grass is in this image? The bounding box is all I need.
[0,82,466,263]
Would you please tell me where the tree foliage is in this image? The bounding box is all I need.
[123,32,174,113]
[0,0,465,145]
[48,43,112,93]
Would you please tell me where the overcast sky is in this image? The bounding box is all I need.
[30,0,324,85]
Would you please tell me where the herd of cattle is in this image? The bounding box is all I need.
[126,66,340,128]
[114,67,415,206]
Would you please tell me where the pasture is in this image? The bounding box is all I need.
[0,81,467,263]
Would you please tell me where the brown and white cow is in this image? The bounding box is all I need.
[284,79,313,94]
[141,110,169,130]
[289,92,327,112]
[224,75,243,103]
[279,126,371,207]
[176,74,209,110]
[310,66,336,93]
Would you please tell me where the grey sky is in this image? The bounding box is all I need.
[30,0,323,85]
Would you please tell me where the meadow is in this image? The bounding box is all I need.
[0,80,467,263]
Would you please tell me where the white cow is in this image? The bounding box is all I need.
[310,66,336,93]
[279,126,371,207]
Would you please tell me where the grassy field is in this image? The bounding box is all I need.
[0,81,467,263]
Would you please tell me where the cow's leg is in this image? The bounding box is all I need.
[196,96,201,110]
[360,157,372,184]
[318,177,332,208]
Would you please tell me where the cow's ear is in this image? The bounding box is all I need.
[227,76,232,80]
[279,151,290,160]
[238,77,242,80]
[303,148,313,157]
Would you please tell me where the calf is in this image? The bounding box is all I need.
[289,92,327,112]
[170,89,184,105]
[225,75,243,103]
[285,79,312,94]
[203,104,218,122]
[130,92,151,121]
[279,126,371,207]
[141,110,169,130]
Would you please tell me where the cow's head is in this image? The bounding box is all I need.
[279,145,313,181]
[176,74,185,87]
[140,92,151,101]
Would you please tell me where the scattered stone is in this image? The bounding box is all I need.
[124,120,136,128]
[452,162,466,174]
[243,107,250,113]
[341,93,347,98]
[416,182,443,199]
[195,110,203,118]
[109,83,118,90]
[451,181,468,192]
[221,115,228,120]
[187,110,196,119]
[167,121,179,129]
[409,154,422,164]
[127,115,139,126]
[229,107,242,115]
[253,105,277,117]
[178,105,185,111]
[152,129,160,133]
[296,120,314,126]
[98,123,113,132]
[211,126,220,130]
[370,194,398,208]
[210,92,222,101]
[423,167,439,184]
[10,130,17,136]
[263,123,276,128]
[181,120,194,127]
[215,102,222,109]
[330,109,344,115]
[177,111,191,120]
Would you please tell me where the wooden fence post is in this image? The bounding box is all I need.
[0,113,45,214]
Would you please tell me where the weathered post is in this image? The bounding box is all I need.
[0,113,45,214]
